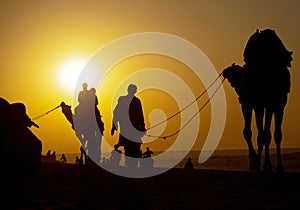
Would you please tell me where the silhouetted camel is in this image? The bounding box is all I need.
[60,102,104,164]
[0,97,42,175]
[222,29,292,174]
[60,102,104,136]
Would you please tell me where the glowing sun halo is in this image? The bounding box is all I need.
[58,59,86,91]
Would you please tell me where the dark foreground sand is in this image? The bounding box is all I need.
[1,161,300,210]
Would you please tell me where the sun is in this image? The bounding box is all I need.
[57,58,87,92]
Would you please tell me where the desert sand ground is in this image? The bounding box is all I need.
[1,152,299,210]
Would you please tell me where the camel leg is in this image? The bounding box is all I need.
[263,109,273,174]
[274,109,285,174]
[87,134,102,165]
[254,106,265,172]
[241,103,256,172]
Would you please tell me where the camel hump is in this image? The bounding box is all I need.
[243,28,293,68]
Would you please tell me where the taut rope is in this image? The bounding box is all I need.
[145,77,225,139]
[32,105,61,121]
[146,70,224,131]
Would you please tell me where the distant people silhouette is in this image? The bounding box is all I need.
[141,146,154,169]
[184,158,194,170]
[46,149,51,157]
[111,84,146,168]
[75,156,80,164]
[59,154,67,163]
[51,151,56,159]
[45,149,56,162]
[142,146,153,158]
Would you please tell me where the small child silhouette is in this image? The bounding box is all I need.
[59,154,67,163]
[142,146,153,158]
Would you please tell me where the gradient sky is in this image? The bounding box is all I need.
[0,0,299,155]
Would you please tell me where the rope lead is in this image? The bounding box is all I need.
[32,105,61,121]
[145,77,225,140]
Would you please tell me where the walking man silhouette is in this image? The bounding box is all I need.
[111,84,146,168]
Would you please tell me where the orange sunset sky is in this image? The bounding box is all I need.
[0,0,299,155]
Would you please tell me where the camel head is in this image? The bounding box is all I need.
[60,102,74,129]
[222,63,245,98]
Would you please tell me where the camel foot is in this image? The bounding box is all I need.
[277,165,285,174]
[263,163,274,175]
[249,159,260,174]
